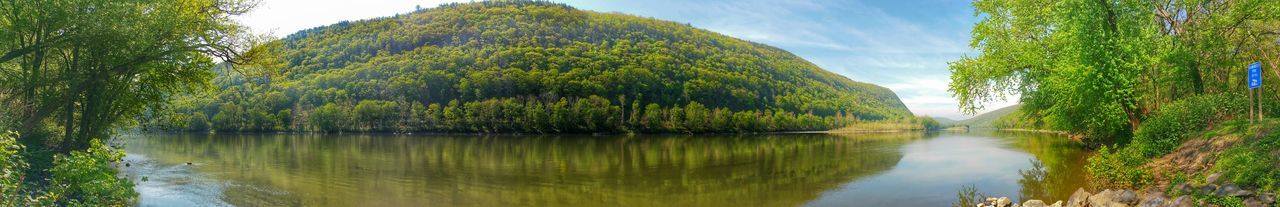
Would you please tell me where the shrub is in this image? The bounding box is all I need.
[1,131,27,206]
[1129,94,1244,158]
[45,139,137,206]
[1086,145,1152,188]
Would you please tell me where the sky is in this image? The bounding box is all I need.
[236,0,1018,120]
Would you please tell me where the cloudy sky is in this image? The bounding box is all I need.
[237,0,1016,120]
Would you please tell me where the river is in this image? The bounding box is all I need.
[117,131,1090,207]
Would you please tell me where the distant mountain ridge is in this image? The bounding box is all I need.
[950,104,1022,128]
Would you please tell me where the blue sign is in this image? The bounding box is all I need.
[1249,62,1262,89]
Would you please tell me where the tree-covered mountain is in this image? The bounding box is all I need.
[951,104,1020,128]
[146,1,911,133]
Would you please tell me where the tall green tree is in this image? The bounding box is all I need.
[0,0,263,151]
[950,0,1280,141]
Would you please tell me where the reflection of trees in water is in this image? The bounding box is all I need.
[1006,132,1092,202]
[126,133,919,207]
[1018,160,1050,201]
[952,184,988,207]
[946,131,1091,205]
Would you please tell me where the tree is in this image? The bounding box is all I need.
[950,0,1280,142]
[0,0,264,151]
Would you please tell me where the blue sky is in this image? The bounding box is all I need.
[238,0,1015,119]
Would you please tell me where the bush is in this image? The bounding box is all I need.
[1129,94,1244,158]
[1,131,28,206]
[45,139,137,206]
[1,132,137,206]
[1086,145,1153,188]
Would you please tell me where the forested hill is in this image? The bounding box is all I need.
[147,1,911,133]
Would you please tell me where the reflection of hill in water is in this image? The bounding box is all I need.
[124,133,921,207]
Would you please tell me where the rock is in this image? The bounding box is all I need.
[1022,200,1047,207]
[1067,188,1092,207]
[1048,201,1063,207]
[1116,189,1138,204]
[1206,173,1223,184]
[1216,184,1252,197]
[1172,183,1194,194]
[1168,195,1195,207]
[1244,197,1268,207]
[1137,191,1168,207]
[998,197,1013,207]
[1259,193,1275,204]
[1199,184,1219,195]
[1088,189,1130,207]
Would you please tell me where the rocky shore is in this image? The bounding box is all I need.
[975,174,1276,207]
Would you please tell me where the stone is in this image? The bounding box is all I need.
[1244,197,1267,207]
[1087,189,1130,207]
[1067,188,1092,207]
[1137,191,1168,207]
[1116,189,1138,204]
[1168,195,1195,207]
[1172,183,1194,194]
[1216,184,1253,197]
[1199,184,1219,195]
[1022,200,1047,207]
[1048,201,1063,207]
[997,197,1013,207]
[1259,193,1275,204]
[1206,173,1223,184]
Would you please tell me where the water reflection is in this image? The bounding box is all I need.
[803,131,1090,206]
[122,133,921,207]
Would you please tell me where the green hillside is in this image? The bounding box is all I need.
[145,1,910,133]
[952,104,1021,128]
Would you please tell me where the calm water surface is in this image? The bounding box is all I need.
[118,131,1090,207]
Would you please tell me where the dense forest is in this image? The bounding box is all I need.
[142,1,914,133]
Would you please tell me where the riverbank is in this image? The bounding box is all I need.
[971,118,1280,207]
[972,173,1276,207]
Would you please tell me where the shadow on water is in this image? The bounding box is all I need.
[121,133,924,207]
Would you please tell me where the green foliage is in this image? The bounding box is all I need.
[1085,145,1153,189]
[951,0,1280,143]
[1215,131,1280,192]
[1129,94,1245,157]
[145,1,911,133]
[1087,94,1244,188]
[0,131,26,206]
[0,132,137,207]
[1198,193,1246,207]
[44,140,137,207]
[0,0,261,150]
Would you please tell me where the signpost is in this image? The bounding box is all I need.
[1249,62,1263,122]
[1250,62,1262,89]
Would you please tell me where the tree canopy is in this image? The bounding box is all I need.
[951,0,1280,141]
[0,0,262,204]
